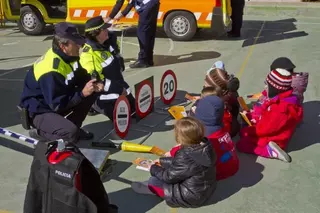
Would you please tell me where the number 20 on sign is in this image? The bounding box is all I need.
[160,70,177,105]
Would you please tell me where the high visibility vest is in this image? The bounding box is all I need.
[80,42,129,101]
[33,48,80,86]
[79,43,115,81]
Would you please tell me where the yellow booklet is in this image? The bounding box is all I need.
[237,97,250,111]
[168,106,187,120]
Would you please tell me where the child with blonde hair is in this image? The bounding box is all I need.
[132,117,216,208]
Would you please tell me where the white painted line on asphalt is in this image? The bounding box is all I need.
[123,41,139,46]
[168,38,174,54]
[0,69,19,77]
[2,41,20,46]
[0,63,33,77]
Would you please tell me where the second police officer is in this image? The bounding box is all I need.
[105,0,160,68]
[80,16,136,121]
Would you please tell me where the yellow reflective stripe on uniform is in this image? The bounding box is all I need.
[80,43,113,81]
[33,48,74,82]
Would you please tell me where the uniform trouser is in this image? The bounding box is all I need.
[137,1,160,63]
[93,93,136,121]
[32,95,96,143]
[230,0,245,35]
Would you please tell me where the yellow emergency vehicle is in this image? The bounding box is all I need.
[0,0,231,41]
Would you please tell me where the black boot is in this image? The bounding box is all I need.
[129,60,150,68]
[79,129,94,140]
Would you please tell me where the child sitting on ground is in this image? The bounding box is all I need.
[169,94,239,181]
[204,67,240,137]
[131,117,217,208]
[237,68,303,163]
[249,57,308,123]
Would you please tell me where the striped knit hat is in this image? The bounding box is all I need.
[204,68,229,95]
[266,68,292,91]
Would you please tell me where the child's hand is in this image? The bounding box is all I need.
[153,159,160,164]
[164,152,171,157]
[191,106,197,113]
[194,96,201,101]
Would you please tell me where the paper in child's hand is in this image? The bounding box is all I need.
[185,93,199,102]
[247,93,262,100]
[133,158,155,171]
[239,112,252,126]
[168,106,187,120]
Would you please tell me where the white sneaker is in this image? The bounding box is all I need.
[267,141,292,163]
[131,181,155,195]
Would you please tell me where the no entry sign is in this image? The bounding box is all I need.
[113,95,131,138]
[160,70,177,105]
[135,76,154,121]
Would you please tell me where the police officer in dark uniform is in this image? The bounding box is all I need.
[105,0,160,68]
[80,16,136,121]
[228,0,245,38]
[19,23,103,143]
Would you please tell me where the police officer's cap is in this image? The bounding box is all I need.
[85,16,112,33]
[54,22,85,45]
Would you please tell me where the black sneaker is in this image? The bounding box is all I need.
[88,107,99,116]
[227,31,241,38]
[79,129,94,140]
[148,61,154,66]
[129,61,149,68]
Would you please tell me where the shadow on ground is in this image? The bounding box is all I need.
[0,66,30,128]
[124,50,221,67]
[203,153,264,205]
[287,100,320,152]
[108,187,162,213]
[0,137,34,156]
[81,90,189,145]
[116,18,308,48]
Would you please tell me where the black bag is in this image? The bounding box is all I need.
[23,141,118,213]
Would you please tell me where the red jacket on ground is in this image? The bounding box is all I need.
[240,90,303,149]
[169,129,239,181]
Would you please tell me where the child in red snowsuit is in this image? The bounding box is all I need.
[169,95,239,180]
[237,69,303,162]
[250,57,308,123]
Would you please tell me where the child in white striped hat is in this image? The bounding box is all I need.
[237,68,303,163]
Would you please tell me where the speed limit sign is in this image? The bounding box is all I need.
[113,95,131,138]
[160,70,177,105]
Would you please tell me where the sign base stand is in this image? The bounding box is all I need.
[154,97,192,112]
[135,111,171,128]
[98,127,152,146]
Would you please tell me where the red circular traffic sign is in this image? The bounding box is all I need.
[135,79,154,119]
[113,95,131,138]
[160,70,177,105]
